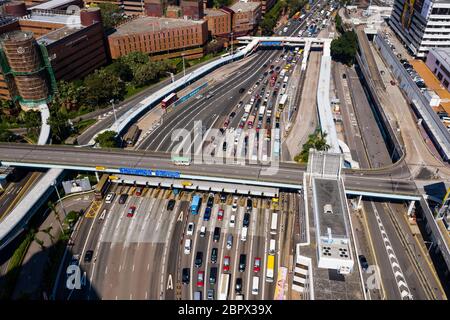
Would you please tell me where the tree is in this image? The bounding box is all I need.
[106,61,133,82]
[335,13,344,34]
[132,62,157,87]
[0,128,16,142]
[19,110,41,137]
[213,0,231,8]
[96,3,124,30]
[47,109,72,144]
[95,130,120,148]
[330,31,358,66]
[295,130,330,163]
[53,81,84,113]
[83,69,126,107]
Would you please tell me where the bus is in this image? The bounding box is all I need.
[123,124,141,147]
[94,174,110,201]
[278,94,288,110]
[218,273,230,300]
[191,195,201,215]
[266,254,275,283]
[161,92,178,108]
[270,212,278,235]
[172,156,190,166]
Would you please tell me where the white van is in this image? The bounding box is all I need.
[184,239,191,255]
[252,276,259,295]
[241,227,248,242]
[269,239,276,254]
[194,291,202,300]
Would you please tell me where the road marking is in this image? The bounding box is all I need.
[177,210,183,222]
[167,274,173,290]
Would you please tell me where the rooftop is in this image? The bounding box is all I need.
[204,8,228,17]
[29,0,75,10]
[229,1,260,12]
[37,25,84,45]
[23,9,81,26]
[111,16,204,36]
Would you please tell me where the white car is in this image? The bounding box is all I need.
[187,222,195,236]
[232,200,238,212]
[200,226,206,237]
[230,215,236,228]
[184,239,192,255]
[105,192,115,204]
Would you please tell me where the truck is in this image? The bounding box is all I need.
[258,106,266,117]
[266,254,275,282]
[218,273,230,300]
[244,104,252,113]
[191,195,201,215]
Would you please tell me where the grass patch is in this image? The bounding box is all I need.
[73,119,96,134]
[0,230,35,299]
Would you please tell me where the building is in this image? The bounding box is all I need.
[389,0,450,58]
[203,8,231,37]
[165,4,181,18]
[0,4,107,102]
[107,16,208,60]
[180,0,203,20]
[426,47,450,90]
[251,0,275,15]
[229,1,261,36]
[144,0,167,17]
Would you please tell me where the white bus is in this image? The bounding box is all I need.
[218,274,230,300]
[270,212,278,235]
[241,226,248,242]
[278,94,288,110]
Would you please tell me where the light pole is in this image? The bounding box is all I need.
[110,99,117,123]
[52,180,67,218]
[230,32,234,60]
[166,71,175,83]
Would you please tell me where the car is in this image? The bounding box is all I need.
[239,87,245,93]
[235,278,242,293]
[182,268,190,284]
[223,119,229,128]
[243,213,250,227]
[232,198,238,212]
[186,222,194,236]
[226,234,233,249]
[207,289,215,300]
[84,250,93,263]
[246,198,253,211]
[105,192,115,204]
[135,187,143,196]
[359,255,369,271]
[220,192,227,203]
[211,248,218,264]
[222,141,227,151]
[184,239,192,255]
[167,199,176,211]
[195,251,203,268]
[204,207,211,221]
[209,267,217,284]
[223,256,230,272]
[70,254,80,266]
[229,111,236,119]
[217,209,224,221]
[229,215,235,228]
[127,206,136,218]
[239,254,246,272]
[197,271,204,287]
[118,194,128,204]
[207,194,215,207]
[253,257,261,273]
[200,226,206,237]
[213,227,221,242]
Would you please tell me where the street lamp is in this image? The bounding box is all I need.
[52,180,67,219]
[230,32,234,61]
[110,99,118,123]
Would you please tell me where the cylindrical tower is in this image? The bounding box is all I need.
[0,31,48,102]
[4,2,27,18]
[80,7,102,27]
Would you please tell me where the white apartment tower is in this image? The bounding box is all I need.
[389,0,450,58]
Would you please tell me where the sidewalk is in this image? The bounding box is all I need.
[11,193,93,299]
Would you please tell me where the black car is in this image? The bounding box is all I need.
[275,66,281,71]
[213,227,221,242]
[222,142,227,151]
[204,207,212,221]
[239,87,245,93]
[182,268,190,284]
[195,251,203,268]
[235,278,242,293]
[359,255,369,271]
[246,198,253,211]
[167,199,176,211]
[229,111,236,119]
[118,194,128,204]
[207,195,214,207]
[84,250,93,263]
[263,71,268,76]
[266,117,271,124]
[243,213,250,228]
[209,267,218,284]
[239,254,246,272]
[220,192,227,203]
[211,248,218,264]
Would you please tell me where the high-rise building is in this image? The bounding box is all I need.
[389,0,450,58]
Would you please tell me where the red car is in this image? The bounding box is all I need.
[197,271,204,287]
[218,209,224,221]
[135,187,143,196]
[253,257,261,273]
[223,256,230,272]
[224,120,229,128]
[127,206,136,217]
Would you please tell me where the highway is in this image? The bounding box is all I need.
[0,143,420,196]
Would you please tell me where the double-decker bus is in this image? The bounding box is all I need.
[161,92,178,108]
[94,174,110,201]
